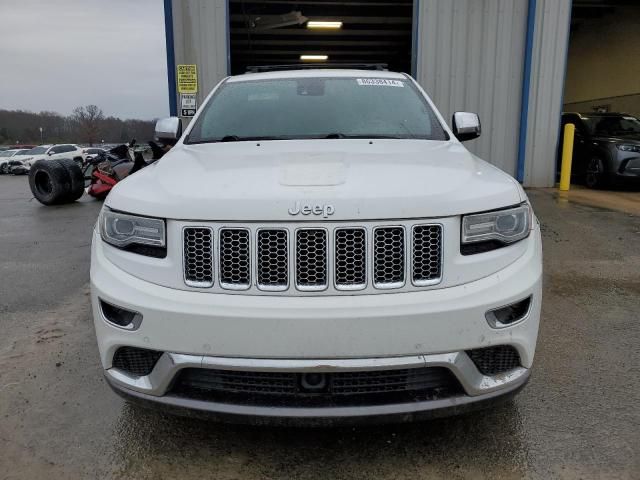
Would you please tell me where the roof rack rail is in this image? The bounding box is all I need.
[245,63,388,73]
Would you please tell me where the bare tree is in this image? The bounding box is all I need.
[71,105,104,146]
[0,108,154,145]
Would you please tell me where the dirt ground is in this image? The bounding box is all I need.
[0,175,638,479]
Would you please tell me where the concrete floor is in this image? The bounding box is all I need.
[0,175,638,479]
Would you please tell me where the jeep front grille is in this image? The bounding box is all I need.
[257,229,289,291]
[219,228,251,290]
[335,228,366,290]
[412,225,442,285]
[295,229,328,290]
[373,226,405,288]
[183,227,214,288]
[182,222,442,294]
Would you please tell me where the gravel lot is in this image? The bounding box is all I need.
[0,175,638,479]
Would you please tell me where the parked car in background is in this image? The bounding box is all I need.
[7,150,35,175]
[8,160,30,175]
[0,149,30,174]
[83,147,107,162]
[21,144,85,168]
[560,112,640,188]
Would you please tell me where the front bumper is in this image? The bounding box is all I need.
[91,224,542,421]
[106,353,530,426]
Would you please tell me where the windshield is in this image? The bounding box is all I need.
[0,151,14,157]
[14,150,30,156]
[186,77,448,144]
[582,115,640,136]
[25,146,48,154]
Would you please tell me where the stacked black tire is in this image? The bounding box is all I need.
[29,158,85,206]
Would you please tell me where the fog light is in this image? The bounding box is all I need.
[485,296,531,328]
[100,299,143,330]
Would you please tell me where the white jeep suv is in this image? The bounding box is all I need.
[91,69,542,424]
[22,144,85,167]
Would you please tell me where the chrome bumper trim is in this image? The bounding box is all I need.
[105,351,529,398]
[107,372,529,425]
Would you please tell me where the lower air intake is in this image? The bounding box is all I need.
[466,345,521,375]
[169,367,462,407]
[112,347,163,377]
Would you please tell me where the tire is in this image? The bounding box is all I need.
[0,163,8,175]
[57,158,85,201]
[28,160,73,205]
[585,157,608,189]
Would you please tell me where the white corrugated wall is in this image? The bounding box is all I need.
[524,0,572,187]
[167,0,570,187]
[415,0,528,177]
[170,0,229,117]
[416,0,571,187]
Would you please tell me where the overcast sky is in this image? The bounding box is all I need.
[0,0,169,120]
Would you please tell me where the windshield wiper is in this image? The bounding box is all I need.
[219,135,285,142]
[322,133,408,139]
[324,133,347,139]
[186,136,283,144]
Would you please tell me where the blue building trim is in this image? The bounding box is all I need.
[516,0,537,183]
[411,0,420,77]
[163,0,178,116]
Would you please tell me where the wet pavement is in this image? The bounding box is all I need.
[0,175,638,479]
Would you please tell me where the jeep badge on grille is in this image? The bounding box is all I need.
[288,202,335,218]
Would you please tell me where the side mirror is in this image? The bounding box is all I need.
[47,150,54,155]
[154,117,182,144]
[452,112,481,142]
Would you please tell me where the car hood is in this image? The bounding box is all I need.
[106,139,525,221]
[24,154,48,165]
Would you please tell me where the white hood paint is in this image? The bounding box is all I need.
[106,139,524,221]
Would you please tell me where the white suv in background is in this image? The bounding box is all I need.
[91,69,542,425]
[0,149,29,174]
[22,144,85,167]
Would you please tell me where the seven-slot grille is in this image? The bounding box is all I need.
[373,227,405,288]
[296,229,328,290]
[219,228,251,289]
[183,223,442,293]
[335,228,366,289]
[183,227,214,287]
[257,229,288,290]
[412,225,443,285]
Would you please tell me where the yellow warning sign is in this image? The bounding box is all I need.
[177,64,198,94]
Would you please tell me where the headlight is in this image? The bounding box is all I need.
[462,204,532,252]
[99,208,166,257]
[617,144,640,153]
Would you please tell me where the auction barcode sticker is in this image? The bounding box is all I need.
[356,78,404,87]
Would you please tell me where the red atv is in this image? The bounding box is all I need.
[28,141,168,205]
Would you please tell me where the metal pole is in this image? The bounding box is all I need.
[559,123,575,191]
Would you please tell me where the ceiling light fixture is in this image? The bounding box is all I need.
[307,21,343,29]
[300,55,329,61]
